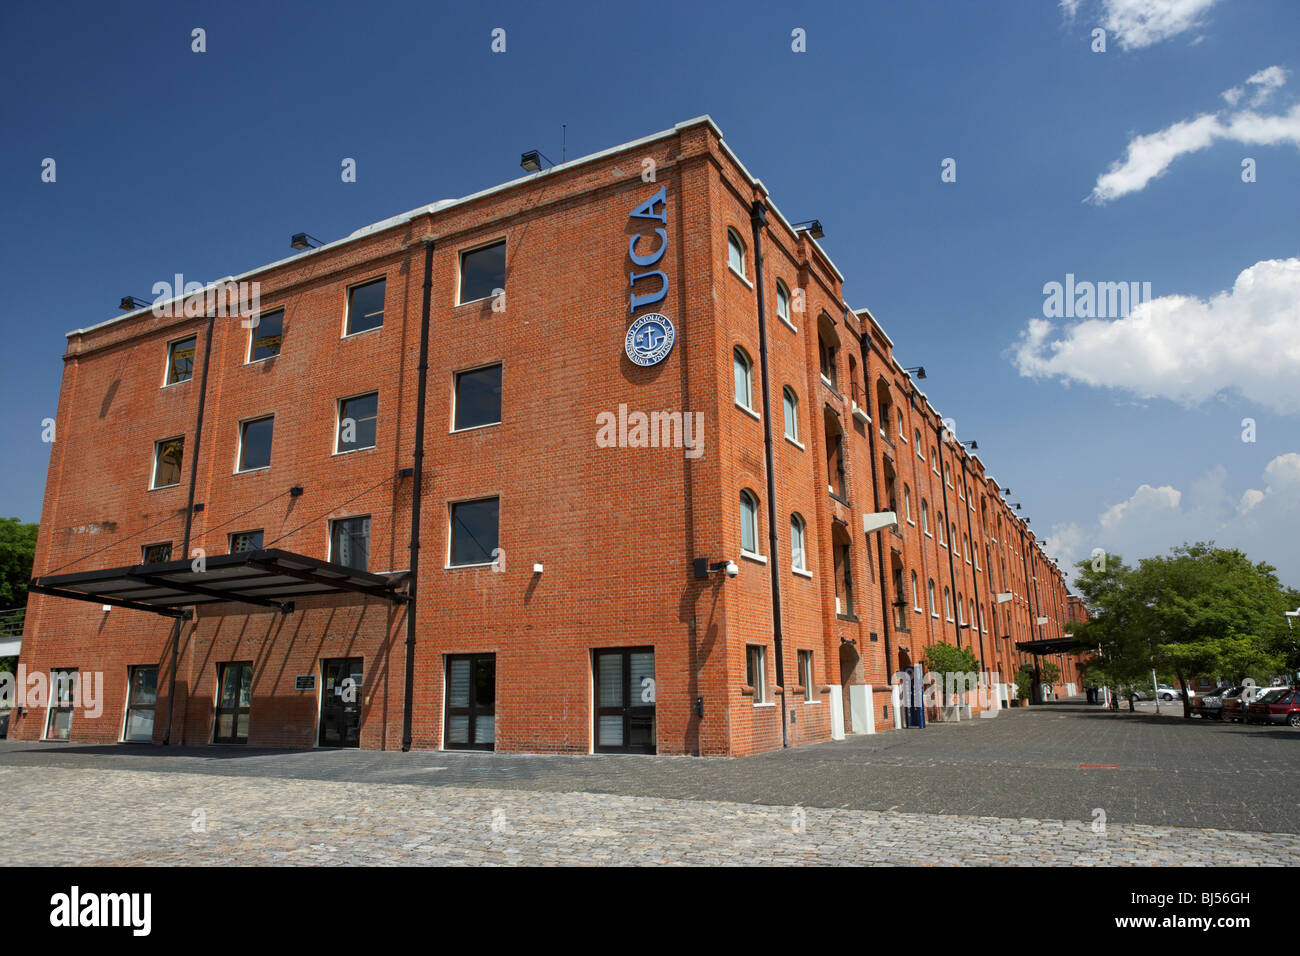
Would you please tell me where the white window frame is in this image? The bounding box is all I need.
[747,644,768,704]
[456,238,508,307]
[236,415,274,473]
[343,275,387,337]
[734,348,755,414]
[727,229,747,280]
[150,435,184,490]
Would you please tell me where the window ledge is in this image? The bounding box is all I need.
[804,699,821,705]
[445,562,499,571]
[778,314,798,333]
[836,613,859,623]
[736,403,760,422]
[342,326,383,339]
[451,421,502,434]
[752,701,776,708]
[741,551,767,565]
[245,355,278,367]
[729,266,753,289]
[792,567,813,579]
[235,466,271,475]
[332,446,377,458]
[784,435,805,451]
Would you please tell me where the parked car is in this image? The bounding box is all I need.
[1193,686,1231,718]
[1222,684,1287,722]
[1156,683,1195,701]
[1245,688,1300,726]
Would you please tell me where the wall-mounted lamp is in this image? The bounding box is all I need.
[119,296,151,311]
[961,440,978,450]
[693,557,738,580]
[792,219,825,239]
[904,366,927,380]
[532,563,544,574]
[520,149,556,172]
[290,233,324,250]
[289,485,304,497]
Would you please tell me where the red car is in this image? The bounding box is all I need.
[1244,687,1300,726]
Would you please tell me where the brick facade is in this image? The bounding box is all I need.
[13,117,1083,756]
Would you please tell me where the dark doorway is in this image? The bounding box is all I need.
[214,662,252,744]
[593,648,656,754]
[445,654,496,750]
[319,658,363,747]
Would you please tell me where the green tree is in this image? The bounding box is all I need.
[0,518,38,607]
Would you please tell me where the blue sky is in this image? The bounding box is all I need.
[2,0,1297,586]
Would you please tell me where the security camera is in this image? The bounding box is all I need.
[725,561,739,578]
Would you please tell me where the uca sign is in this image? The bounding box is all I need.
[625,185,676,366]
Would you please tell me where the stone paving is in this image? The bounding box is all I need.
[5,765,1299,866]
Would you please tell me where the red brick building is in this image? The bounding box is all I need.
[13,116,1082,756]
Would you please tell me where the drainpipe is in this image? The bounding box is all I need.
[164,312,214,745]
[958,456,987,672]
[749,200,787,748]
[402,238,435,752]
[859,340,895,706]
[1018,523,1042,703]
[934,423,962,649]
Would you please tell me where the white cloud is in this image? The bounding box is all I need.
[1090,67,1299,203]
[1062,0,1218,49]
[1101,0,1218,50]
[1014,257,1300,415]
[1044,453,1300,588]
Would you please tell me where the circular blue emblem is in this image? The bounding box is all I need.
[625,313,675,367]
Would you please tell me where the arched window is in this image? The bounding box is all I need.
[904,485,912,523]
[782,387,799,442]
[951,524,958,552]
[937,512,946,545]
[818,314,840,389]
[958,593,966,625]
[928,579,937,617]
[825,408,847,500]
[790,513,807,572]
[911,570,920,610]
[897,408,906,440]
[740,489,760,555]
[727,229,746,276]
[963,533,971,563]
[921,499,930,534]
[944,587,953,621]
[733,347,754,411]
[915,428,923,457]
[943,462,952,487]
[776,280,791,325]
[978,603,986,633]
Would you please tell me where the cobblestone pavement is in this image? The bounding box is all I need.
[5,765,1298,866]
[3,703,1296,833]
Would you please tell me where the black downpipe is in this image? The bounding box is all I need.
[402,239,435,752]
[164,312,214,745]
[749,200,787,749]
[935,423,962,649]
[958,457,987,672]
[1018,524,1042,703]
[860,342,895,696]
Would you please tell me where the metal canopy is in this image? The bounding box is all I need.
[1015,637,1087,655]
[28,548,408,620]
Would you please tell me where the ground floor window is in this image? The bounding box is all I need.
[747,645,768,703]
[593,648,656,754]
[320,658,362,747]
[44,668,77,740]
[214,662,252,744]
[798,650,815,702]
[444,654,496,751]
[123,665,158,742]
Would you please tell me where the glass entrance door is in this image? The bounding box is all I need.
[123,665,158,742]
[214,662,252,744]
[444,654,496,751]
[319,658,363,747]
[593,648,656,754]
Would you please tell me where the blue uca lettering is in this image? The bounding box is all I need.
[628,185,668,312]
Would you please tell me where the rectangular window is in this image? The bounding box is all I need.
[152,436,184,488]
[165,336,197,385]
[453,365,502,430]
[449,498,499,567]
[229,530,264,553]
[45,669,77,740]
[123,665,158,742]
[345,278,385,335]
[747,645,767,703]
[238,416,274,471]
[141,542,173,564]
[330,516,370,571]
[248,309,284,362]
[444,654,496,751]
[798,650,815,702]
[337,392,378,452]
[459,241,506,304]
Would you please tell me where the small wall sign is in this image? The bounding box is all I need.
[625,312,676,366]
[295,675,316,691]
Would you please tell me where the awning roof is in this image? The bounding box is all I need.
[1015,637,1089,655]
[29,549,408,620]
